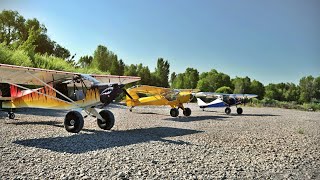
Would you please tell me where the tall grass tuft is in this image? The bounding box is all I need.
[32,54,75,71]
[0,44,108,75]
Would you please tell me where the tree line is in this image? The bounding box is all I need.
[1,10,319,104]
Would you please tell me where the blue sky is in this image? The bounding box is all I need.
[1,0,319,84]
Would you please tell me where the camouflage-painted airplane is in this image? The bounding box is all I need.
[0,63,140,133]
[195,92,257,115]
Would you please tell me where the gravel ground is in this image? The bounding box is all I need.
[0,103,320,179]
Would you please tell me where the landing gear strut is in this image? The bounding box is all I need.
[129,106,134,112]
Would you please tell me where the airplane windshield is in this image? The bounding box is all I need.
[164,90,179,101]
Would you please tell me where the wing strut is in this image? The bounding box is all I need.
[26,71,79,107]
[4,82,75,105]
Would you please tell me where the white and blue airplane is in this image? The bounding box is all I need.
[195,92,257,115]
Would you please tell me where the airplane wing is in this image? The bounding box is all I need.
[195,92,257,99]
[194,92,217,98]
[127,85,171,95]
[0,63,140,85]
[91,74,141,84]
[0,63,76,85]
[176,89,200,93]
[232,94,258,99]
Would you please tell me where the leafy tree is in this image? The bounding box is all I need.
[216,86,233,94]
[171,68,199,89]
[78,55,93,68]
[18,26,39,55]
[149,72,158,86]
[284,83,300,102]
[183,68,199,89]
[264,83,300,101]
[0,10,72,62]
[232,76,251,94]
[170,72,176,86]
[250,80,265,99]
[92,45,109,72]
[23,18,55,55]
[109,55,120,75]
[137,63,151,85]
[24,18,46,39]
[154,58,170,87]
[118,59,125,75]
[124,64,138,76]
[265,83,283,101]
[171,73,185,89]
[53,43,70,59]
[299,75,317,103]
[315,76,320,100]
[197,69,232,92]
[92,45,122,74]
[197,78,211,91]
[0,10,26,46]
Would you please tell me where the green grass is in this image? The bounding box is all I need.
[297,128,304,134]
[0,43,106,74]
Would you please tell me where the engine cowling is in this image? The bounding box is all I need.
[98,84,124,106]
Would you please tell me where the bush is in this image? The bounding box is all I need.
[301,103,320,111]
[248,97,320,111]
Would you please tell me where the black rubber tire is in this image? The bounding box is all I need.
[8,112,15,119]
[170,108,179,117]
[225,107,231,115]
[183,108,192,116]
[97,110,115,130]
[237,107,243,115]
[64,111,84,133]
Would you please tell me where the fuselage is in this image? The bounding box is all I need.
[126,89,193,108]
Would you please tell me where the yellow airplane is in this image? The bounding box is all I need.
[124,85,195,117]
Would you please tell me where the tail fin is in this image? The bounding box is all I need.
[196,98,207,106]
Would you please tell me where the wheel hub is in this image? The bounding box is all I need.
[70,119,75,126]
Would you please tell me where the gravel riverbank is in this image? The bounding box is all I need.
[1,103,319,179]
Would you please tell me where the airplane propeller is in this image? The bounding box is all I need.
[99,84,122,107]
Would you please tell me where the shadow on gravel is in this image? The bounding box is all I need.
[6,120,61,126]
[0,111,7,119]
[11,108,66,117]
[135,112,159,115]
[163,115,229,122]
[133,112,169,116]
[14,127,203,154]
[237,114,280,117]
[201,110,218,112]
